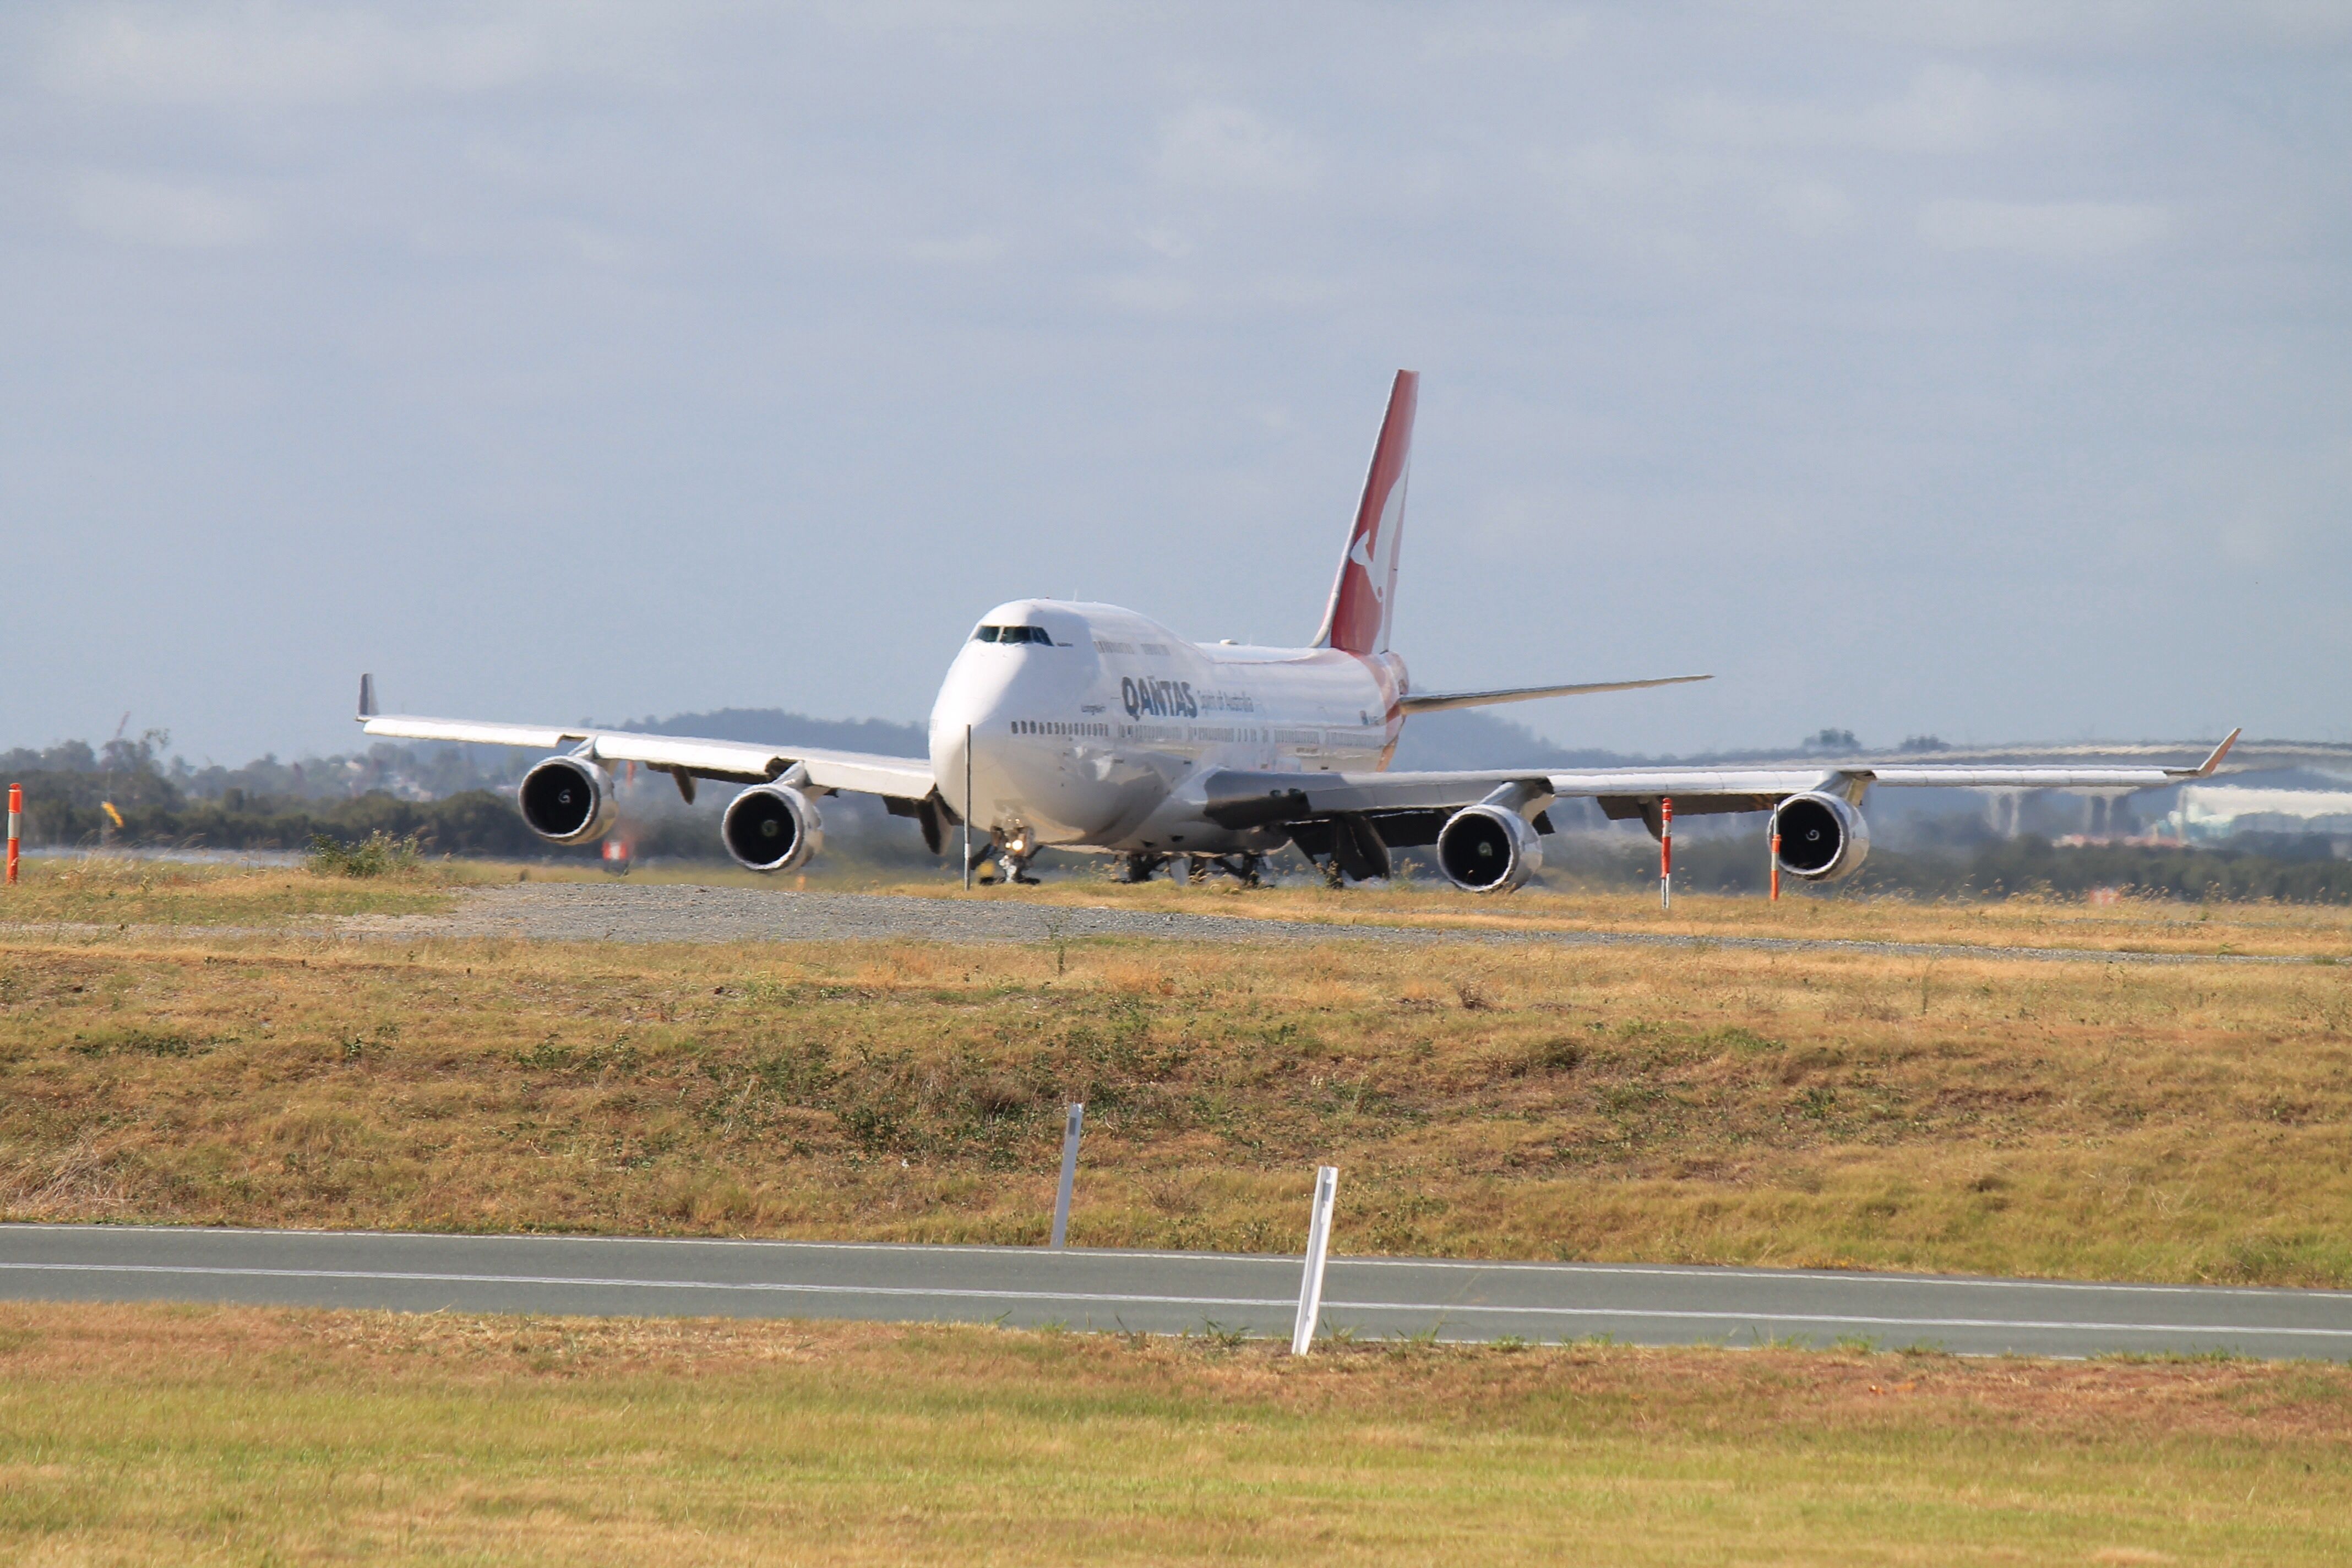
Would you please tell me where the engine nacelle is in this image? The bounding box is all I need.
[517,756,618,845]
[1435,804,1544,893]
[722,783,824,873]
[1774,791,1870,882]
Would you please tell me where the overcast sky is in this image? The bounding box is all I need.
[2,2,2346,765]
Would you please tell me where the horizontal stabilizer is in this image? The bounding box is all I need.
[1400,674,1710,714]
[2179,727,2241,779]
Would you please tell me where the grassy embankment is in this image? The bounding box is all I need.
[1,1303,2347,1565]
[2,864,2348,1283]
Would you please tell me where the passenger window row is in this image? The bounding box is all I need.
[1015,720,1109,738]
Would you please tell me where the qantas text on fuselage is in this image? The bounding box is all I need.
[361,371,2237,891]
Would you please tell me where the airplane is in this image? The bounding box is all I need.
[357,371,2239,892]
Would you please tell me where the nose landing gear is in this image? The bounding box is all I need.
[996,827,1042,885]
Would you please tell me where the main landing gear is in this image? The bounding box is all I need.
[1205,852,1268,888]
[1121,851,1266,887]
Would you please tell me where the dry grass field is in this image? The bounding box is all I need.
[2,862,2348,1284]
[0,854,470,927]
[1,1302,2346,1565]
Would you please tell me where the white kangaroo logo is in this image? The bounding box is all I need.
[1348,527,1384,603]
[1349,472,1407,606]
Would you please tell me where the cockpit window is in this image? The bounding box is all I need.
[974,625,1055,645]
[971,625,1000,643]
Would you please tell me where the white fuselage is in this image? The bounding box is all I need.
[928,600,1408,856]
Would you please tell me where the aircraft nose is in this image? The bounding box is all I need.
[930,647,1017,823]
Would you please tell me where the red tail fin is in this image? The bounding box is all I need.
[1313,369,1417,655]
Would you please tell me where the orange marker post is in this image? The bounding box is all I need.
[1769,829,1782,902]
[1659,796,1673,912]
[6,783,19,886]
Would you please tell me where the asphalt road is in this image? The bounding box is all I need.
[4,1224,2347,1360]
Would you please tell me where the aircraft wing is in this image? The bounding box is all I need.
[356,678,935,801]
[1201,731,2240,830]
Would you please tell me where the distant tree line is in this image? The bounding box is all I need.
[9,721,2351,900]
[0,726,939,869]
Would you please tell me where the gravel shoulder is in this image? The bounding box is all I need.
[0,882,2309,966]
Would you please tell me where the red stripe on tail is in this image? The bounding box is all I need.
[1313,369,1417,655]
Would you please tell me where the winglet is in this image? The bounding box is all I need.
[357,673,377,721]
[2174,727,2241,779]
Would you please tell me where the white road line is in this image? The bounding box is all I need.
[0,1222,1308,1267]
[0,1261,1291,1311]
[7,1226,2331,1302]
[3,1261,2347,1339]
[1318,1301,2352,1338]
[1332,1258,2341,1300]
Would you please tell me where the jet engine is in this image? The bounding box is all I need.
[1773,792,1870,882]
[1435,803,1544,893]
[517,756,618,845]
[722,783,824,873]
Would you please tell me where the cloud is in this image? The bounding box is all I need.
[1917,198,2171,259]
[905,233,1010,266]
[1097,273,1196,313]
[1668,65,2070,154]
[1417,12,1591,61]
[1156,102,1319,192]
[39,3,639,107]
[1752,0,2352,52]
[1768,180,1856,237]
[70,171,268,248]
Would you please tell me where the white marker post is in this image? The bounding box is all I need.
[962,723,973,891]
[1290,1165,1340,1355]
[1050,1102,1084,1249]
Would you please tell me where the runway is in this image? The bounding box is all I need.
[4,1224,2347,1360]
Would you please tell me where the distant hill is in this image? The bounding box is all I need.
[618,708,929,758]
[1387,709,1632,771]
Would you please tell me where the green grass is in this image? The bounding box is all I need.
[1,1304,2346,1565]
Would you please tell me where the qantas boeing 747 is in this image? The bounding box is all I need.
[358,372,2236,891]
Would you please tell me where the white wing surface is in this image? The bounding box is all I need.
[1201,731,2240,829]
[357,683,935,802]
